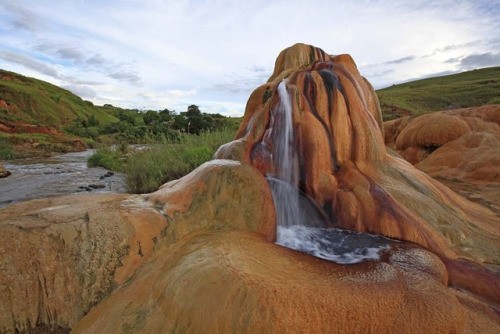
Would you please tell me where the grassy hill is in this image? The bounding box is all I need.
[0,70,240,158]
[376,67,500,120]
[0,69,117,128]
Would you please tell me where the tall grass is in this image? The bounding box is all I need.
[126,129,234,193]
[0,138,14,159]
[87,147,124,171]
[88,128,236,193]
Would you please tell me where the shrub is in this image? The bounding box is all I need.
[0,138,14,159]
[0,148,14,159]
[87,147,124,171]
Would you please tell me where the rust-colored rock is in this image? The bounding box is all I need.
[73,233,498,333]
[395,113,471,151]
[0,194,167,333]
[384,105,500,214]
[218,43,500,313]
[416,130,500,181]
[222,45,499,266]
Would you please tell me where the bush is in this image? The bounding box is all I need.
[87,147,124,171]
[0,147,14,159]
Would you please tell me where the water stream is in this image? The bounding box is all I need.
[0,150,126,209]
[268,81,393,264]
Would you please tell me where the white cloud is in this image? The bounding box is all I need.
[63,84,97,99]
[166,89,198,98]
[0,0,499,115]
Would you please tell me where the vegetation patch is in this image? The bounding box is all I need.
[88,128,235,193]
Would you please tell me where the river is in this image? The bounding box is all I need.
[0,150,126,209]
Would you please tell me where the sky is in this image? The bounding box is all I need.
[1,0,499,116]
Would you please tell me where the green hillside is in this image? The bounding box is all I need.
[0,69,117,128]
[376,67,500,120]
[0,70,239,158]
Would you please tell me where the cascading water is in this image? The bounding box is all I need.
[267,81,305,230]
[268,80,393,264]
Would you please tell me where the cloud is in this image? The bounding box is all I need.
[33,41,142,85]
[459,53,500,69]
[61,76,101,86]
[444,52,500,69]
[86,54,106,66]
[444,57,461,64]
[368,69,394,78]
[361,55,416,70]
[62,84,97,98]
[35,42,85,63]
[165,89,198,98]
[0,50,59,78]
[382,56,416,65]
[248,65,270,73]
[0,2,39,31]
[109,70,141,85]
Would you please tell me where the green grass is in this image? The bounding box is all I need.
[376,67,500,120]
[88,128,235,193]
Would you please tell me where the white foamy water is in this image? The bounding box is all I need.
[277,225,391,264]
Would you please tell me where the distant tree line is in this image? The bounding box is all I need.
[66,104,233,142]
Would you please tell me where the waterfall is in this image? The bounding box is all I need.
[267,80,393,264]
[268,81,305,232]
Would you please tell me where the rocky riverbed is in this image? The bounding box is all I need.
[0,150,126,208]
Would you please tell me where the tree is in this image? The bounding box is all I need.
[186,105,201,117]
[117,110,137,125]
[172,115,187,132]
[159,109,173,122]
[143,110,160,125]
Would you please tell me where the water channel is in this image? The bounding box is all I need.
[0,150,126,209]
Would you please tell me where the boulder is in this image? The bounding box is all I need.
[0,162,10,178]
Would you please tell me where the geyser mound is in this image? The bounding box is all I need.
[1,43,498,333]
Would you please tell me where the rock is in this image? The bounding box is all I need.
[0,194,167,333]
[0,162,10,178]
[73,233,498,333]
[395,113,471,151]
[416,130,500,181]
[384,105,500,215]
[99,171,114,180]
[88,184,106,189]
